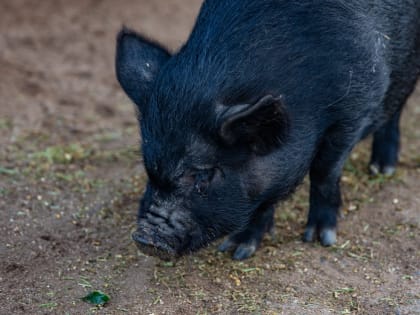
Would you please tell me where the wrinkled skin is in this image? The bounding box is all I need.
[115,0,420,260]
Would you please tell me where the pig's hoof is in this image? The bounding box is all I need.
[218,238,237,253]
[369,163,380,175]
[232,242,258,260]
[218,237,259,260]
[369,163,396,176]
[320,228,336,246]
[302,226,316,242]
[382,166,396,176]
[302,226,337,246]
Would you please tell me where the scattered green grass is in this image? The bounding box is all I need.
[0,118,12,130]
[93,131,124,143]
[31,143,91,164]
[2,112,418,315]
[0,167,19,176]
[78,277,93,289]
[39,302,58,309]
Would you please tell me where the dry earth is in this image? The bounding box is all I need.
[0,1,419,314]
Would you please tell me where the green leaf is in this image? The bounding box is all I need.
[81,291,110,305]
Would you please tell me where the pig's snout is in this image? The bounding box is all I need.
[132,204,197,260]
[132,230,177,261]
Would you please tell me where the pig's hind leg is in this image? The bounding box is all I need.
[369,55,420,175]
[303,128,357,246]
[369,109,402,176]
[218,205,274,260]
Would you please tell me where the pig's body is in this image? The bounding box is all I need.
[116,0,420,260]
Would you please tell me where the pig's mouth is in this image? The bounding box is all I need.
[132,230,179,261]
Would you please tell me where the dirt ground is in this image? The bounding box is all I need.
[0,1,419,314]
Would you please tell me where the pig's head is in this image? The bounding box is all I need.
[115,28,289,259]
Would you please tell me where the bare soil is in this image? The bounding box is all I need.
[0,1,419,314]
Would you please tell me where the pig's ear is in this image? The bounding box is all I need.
[218,95,289,155]
[115,27,171,111]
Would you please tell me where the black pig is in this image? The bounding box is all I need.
[115,0,420,260]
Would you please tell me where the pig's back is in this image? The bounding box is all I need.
[173,0,418,128]
[370,0,420,115]
[182,0,387,104]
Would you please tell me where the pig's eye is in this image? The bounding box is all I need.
[193,169,214,195]
[181,168,217,196]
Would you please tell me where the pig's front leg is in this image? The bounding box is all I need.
[218,204,275,260]
[303,132,355,246]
